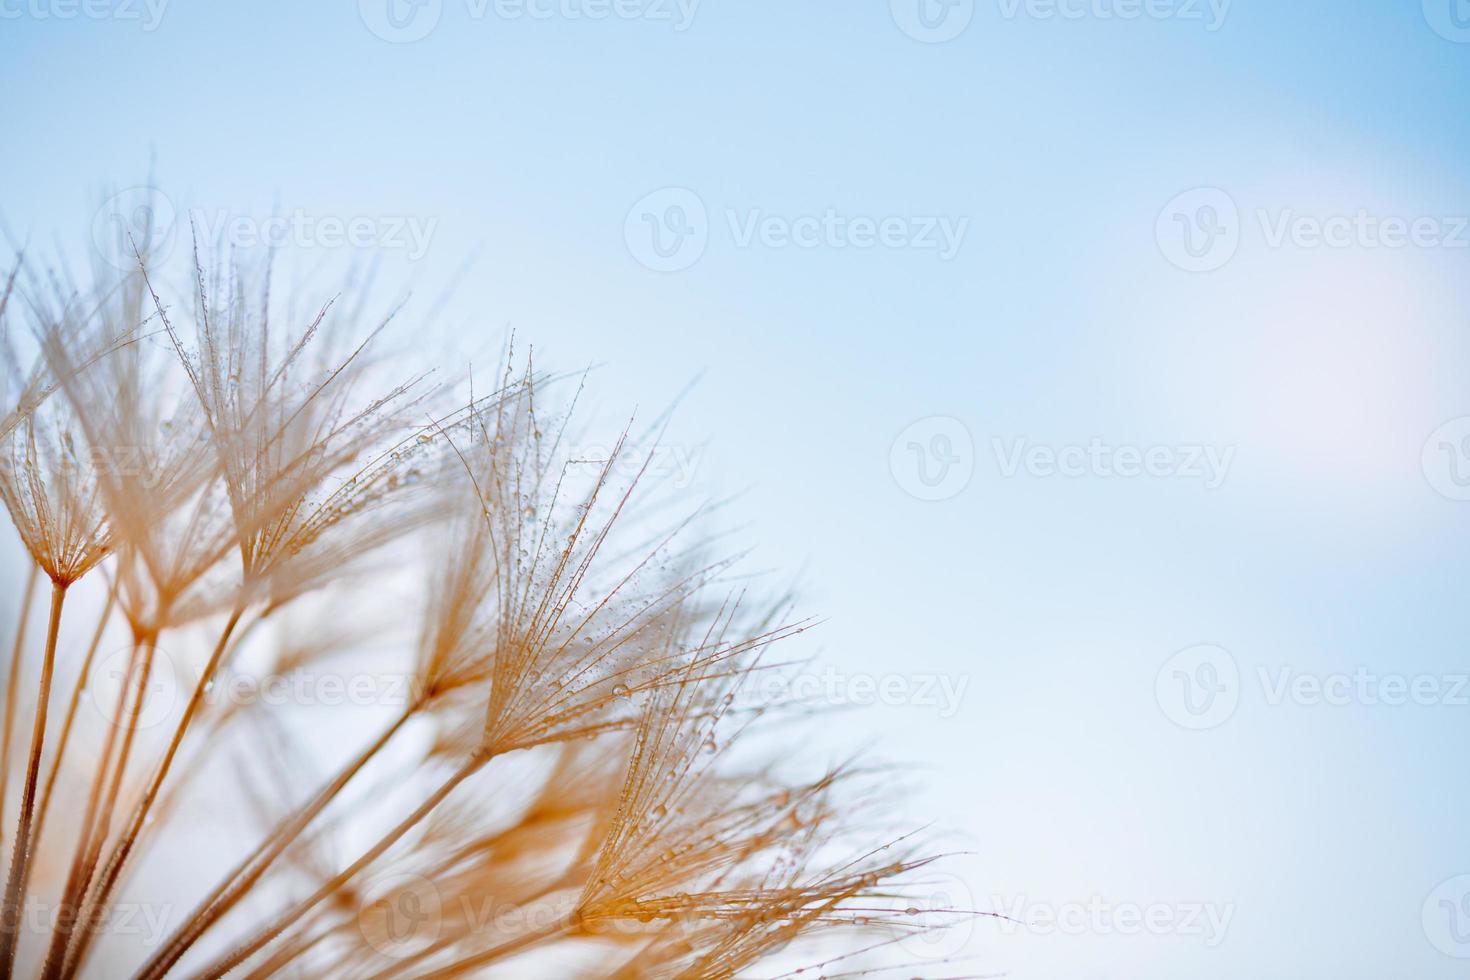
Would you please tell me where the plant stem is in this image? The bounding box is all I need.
[40,631,155,980]
[0,565,41,826]
[61,608,245,978]
[33,580,116,858]
[196,754,489,978]
[412,914,577,980]
[238,921,331,980]
[362,872,578,980]
[0,580,66,970]
[136,705,416,980]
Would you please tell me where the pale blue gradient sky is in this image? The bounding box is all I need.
[3,2,1470,977]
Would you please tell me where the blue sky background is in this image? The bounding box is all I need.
[3,1,1470,976]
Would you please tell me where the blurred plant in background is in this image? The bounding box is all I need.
[0,193,968,978]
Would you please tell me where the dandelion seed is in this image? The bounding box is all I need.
[0,213,956,980]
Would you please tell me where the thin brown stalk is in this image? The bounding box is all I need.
[33,581,117,855]
[361,869,582,980]
[135,704,416,980]
[42,631,158,980]
[0,565,41,824]
[196,754,490,978]
[0,235,956,979]
[412,914,578,980]
[0,580,67,971]
[238,924,331,980]
[62,608,246,976]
